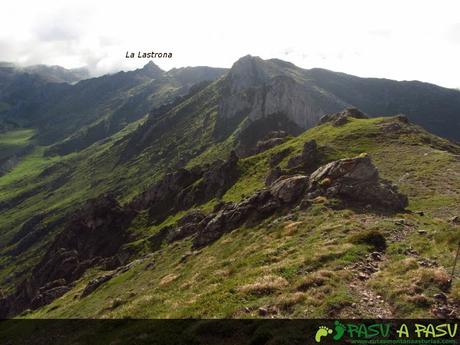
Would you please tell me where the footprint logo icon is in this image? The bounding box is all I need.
[315,326,333,343]
[333,320,346,341]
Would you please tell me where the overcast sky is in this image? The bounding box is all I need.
[1,0,459,88]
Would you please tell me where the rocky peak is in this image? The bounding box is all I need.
[226,55,281,89]
[139,61,163,78]
[218,57,349,137]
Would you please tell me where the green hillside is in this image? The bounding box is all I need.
[0,57,459,321]
[11,115,459,319]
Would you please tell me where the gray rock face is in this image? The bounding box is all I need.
[270,175,309,203]
[308,154,408,210]
[219,56,348,131]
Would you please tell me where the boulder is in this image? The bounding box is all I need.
[270,175,309,203]
[308,154,408,210]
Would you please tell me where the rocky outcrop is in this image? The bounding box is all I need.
[145,174,309,250]
[189,150,239,200]
[193,191,274,248]
[306,154,408,210]
[151,154,408,250]
[129,167,202,215]
[147,175,308,249]
[286,140,319,169]
[130,151,239,222]
[81,274,114,298]
[265,140,320,186]
[319,108,368,126]
[255,138,286,154]
[0,149,407,317]
[0,194,133,317]
[269,175,309,203]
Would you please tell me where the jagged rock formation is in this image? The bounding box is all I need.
[80,274,114,298]
[146,152,408,251]
[0,194,133,317]
[319,107,368,126]
[0,153,241,317]
[130,151,240,222]
[264,140,320,186]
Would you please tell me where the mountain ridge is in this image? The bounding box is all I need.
[0,55,459,320]
[1,112,459,319]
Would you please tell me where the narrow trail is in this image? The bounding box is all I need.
[344,251,394,318]
[342,217,459,318]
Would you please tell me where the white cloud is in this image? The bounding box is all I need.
[0,0,459,88]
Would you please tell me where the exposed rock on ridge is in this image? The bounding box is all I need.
[319,107,368,126]
[147,152,408,251]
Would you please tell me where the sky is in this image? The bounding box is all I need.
[1,0,459,88]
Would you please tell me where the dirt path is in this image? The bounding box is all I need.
[341,217,459,318]
[342,251,394,318]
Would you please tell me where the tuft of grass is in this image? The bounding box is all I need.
[239,275,289,296]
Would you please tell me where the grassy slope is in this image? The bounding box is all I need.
[0,129,35,161]
[23,116,460,318]
[0,81,228,290]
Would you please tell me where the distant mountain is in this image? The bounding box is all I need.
[119,55,460,164]
[0,62,90,84]
[215,55,460,142]
[0,62,228,152]
[22,64,90,84]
